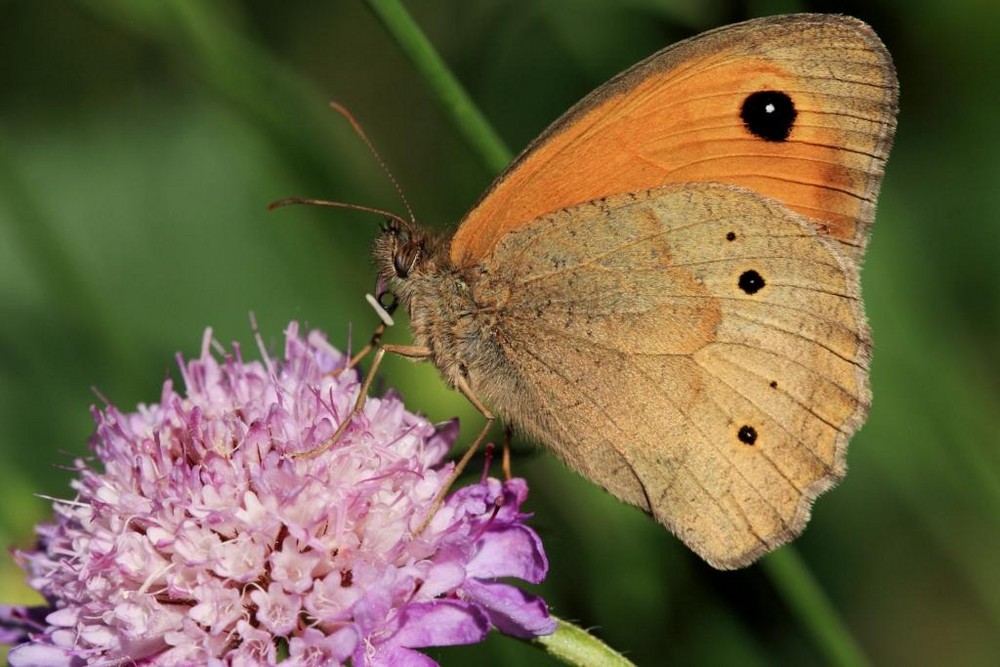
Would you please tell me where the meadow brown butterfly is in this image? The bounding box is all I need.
[322,14,897,569]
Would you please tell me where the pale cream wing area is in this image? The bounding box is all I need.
[476,182,870,568]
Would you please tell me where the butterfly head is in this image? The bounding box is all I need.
[372,217,446,310]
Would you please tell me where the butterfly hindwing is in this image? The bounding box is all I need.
[473,183,868,567]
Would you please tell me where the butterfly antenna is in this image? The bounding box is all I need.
[329,101,416,225]
[267,197,409,228]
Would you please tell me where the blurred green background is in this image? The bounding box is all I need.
[1,0,997,665]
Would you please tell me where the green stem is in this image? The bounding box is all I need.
[363,0,513,173]
[762,548,870,667]
[365,4,870,665]
[531,616,635,667]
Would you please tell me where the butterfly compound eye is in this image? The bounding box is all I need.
[392,237,423,279]
[393,251,411,278]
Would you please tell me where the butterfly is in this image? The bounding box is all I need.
[319,14,897,569]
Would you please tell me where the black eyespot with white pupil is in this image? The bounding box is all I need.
[737,425,757,446]
[738,269,765,295]
[741,90,796,142]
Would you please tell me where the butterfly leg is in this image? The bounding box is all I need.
[502,424,513,481]
[330,288,401,377]
[414,377,495,535]
[328,321,388,378]
[295,342,431,459]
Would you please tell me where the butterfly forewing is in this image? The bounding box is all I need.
[450,14,897,268]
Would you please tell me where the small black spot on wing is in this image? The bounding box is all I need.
[737,425,758,446]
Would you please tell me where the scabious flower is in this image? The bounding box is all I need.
[2,323,555,665]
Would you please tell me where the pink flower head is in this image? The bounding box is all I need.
[2,323,555,665]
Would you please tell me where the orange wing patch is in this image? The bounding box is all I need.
[450,15,897,268]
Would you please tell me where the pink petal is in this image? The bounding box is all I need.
[287,626,358,664]
[467,525,548,583]
[418,561,466,599]
[462,580,556,639]
[371,644,440,667]
[392,600,490,649]
[8,643,77,667]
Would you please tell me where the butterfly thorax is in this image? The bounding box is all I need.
[372,219,514,401]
